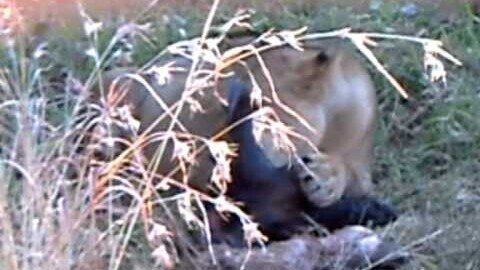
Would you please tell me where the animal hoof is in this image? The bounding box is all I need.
[349,196,398,227]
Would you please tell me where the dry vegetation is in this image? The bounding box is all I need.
[0,0,479,270]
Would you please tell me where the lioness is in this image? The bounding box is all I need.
[206,78,396,246]
[96,37,376,208]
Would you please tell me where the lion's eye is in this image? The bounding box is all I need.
[316,51,329,64]
[303,175,314,182]
[301,156,313,164]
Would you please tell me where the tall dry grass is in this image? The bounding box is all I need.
[0,3,268,269]
[0,0,462,269]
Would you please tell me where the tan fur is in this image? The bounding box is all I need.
[95,39,377,206]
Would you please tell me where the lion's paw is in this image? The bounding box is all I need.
[294,153,346,207]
